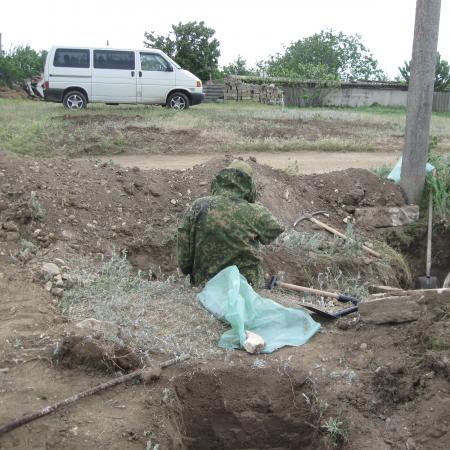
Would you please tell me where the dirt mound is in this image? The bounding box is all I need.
[0,86,28,99]
[0,150,406,279]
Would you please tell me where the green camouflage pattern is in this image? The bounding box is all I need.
[177,167,284,287]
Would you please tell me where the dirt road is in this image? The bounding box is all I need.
[99,150,401,173]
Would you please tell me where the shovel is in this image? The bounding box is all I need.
[267,275,359,319]
[416,190,438,289]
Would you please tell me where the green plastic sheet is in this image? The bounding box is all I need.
[197,266,321,353]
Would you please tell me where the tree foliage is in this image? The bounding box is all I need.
[222,55,255,76]
[399,52,450,92]
[143,21,220,81]
[260,30,386,82]
[0,46,47,87]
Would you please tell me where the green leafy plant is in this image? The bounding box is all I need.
[0,45,47,87]
[427,136,450,221]
[369,164,393,179]
[143,21,220,81]
[399,52,450,92]
[260,29,386,82]
[322,416,348,446]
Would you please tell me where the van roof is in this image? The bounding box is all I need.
[50,46,164,53]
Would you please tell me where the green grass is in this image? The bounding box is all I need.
[1,98,450,157]
[369,164,393,178]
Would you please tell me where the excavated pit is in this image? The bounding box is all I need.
[167,368,326,450]
[386,225,450,287]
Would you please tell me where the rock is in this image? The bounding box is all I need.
[170,199,177,205]
[355,205,419,228]
[51,287,64,298]
[61,229,74,240]
[343,187,365,205]
[54,258,65,266]
[199,181,207,186]
[360,288,450,324]
[360,296,422,324]
[3,221,18,232]
[44,281,53,291]
[54,274,64,287]
[243,330,265,354]
[41,262,61,281]
[28,191,45,220]
[405,438,417,450]
[122,183,136,196]
[360,343,368,351]
[283,189,289,200]
[6,232,20,241]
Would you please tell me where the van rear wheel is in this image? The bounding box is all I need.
[63,91,87,110]
[167,92,189,110]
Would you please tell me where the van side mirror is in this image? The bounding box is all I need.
[166,66,174,72]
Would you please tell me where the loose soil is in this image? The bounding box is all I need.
[0,149,449,450]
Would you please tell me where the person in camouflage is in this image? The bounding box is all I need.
[177,160,284,287]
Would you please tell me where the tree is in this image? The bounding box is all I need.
[399,52,450,91]
[222,55,253,76]
[262,29,386,81]
[144,21,220,81]
[0,46,47,87]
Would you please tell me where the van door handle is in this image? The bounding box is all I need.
[139,71,142,77]
[131,71,135,77]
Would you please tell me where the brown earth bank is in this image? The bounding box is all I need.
[99,150,401,173]
[0,150,449,450]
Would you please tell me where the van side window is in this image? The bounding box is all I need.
[140,53,171,71]
[94,50,135,70]
[54,49,90,68]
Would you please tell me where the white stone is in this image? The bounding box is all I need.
[243,330,265,354]
[54,274,64,287]
[41,263,60,281]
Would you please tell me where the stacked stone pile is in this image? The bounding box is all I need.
[223,76,283,105]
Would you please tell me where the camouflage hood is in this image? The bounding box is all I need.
[210,167,256,203]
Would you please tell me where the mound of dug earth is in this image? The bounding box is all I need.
[0,150,406,280]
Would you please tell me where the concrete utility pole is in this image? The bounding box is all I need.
[400,0,441,204]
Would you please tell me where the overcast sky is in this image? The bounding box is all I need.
[1,0,449,79]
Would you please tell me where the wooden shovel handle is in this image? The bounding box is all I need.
[278,280,340,299]
[310,217,381,258]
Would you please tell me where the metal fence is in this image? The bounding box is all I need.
[432,91,450,112]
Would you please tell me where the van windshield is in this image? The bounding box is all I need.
[165,55,181,69]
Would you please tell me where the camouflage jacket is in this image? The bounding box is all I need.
[177,167,284,287]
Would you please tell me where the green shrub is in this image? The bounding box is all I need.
[0,46,47,87]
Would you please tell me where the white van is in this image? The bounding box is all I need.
[43,46,204,110]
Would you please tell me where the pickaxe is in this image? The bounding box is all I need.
[293,211,381,258]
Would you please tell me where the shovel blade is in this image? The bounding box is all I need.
[415,276,438,289]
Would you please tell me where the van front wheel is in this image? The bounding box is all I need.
[63,91,87,110]
[167,92,189,110]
